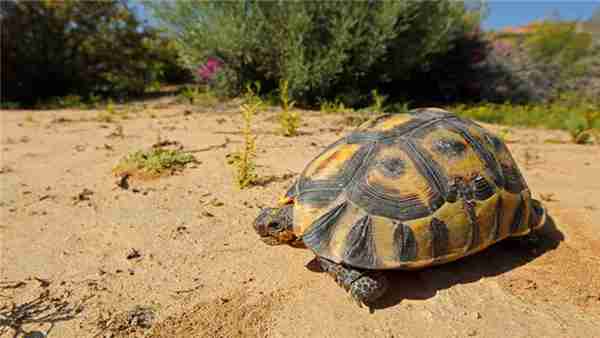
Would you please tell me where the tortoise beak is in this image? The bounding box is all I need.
[253,221,269,237]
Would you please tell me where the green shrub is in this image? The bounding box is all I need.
[148,1,476,106]
[1,1,188,105]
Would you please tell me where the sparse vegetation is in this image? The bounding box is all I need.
[178,85,219,108]
[96,99,129,123]
[278,80,301,137]
[565,110,600,144]
[320,98,351,115]
[0,101,20,109]
[58,95,85,109]
[113,147,196,179]
[448,92,600,142]
[369,89,387,114]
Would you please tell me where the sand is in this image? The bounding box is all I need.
[1,98,599,337]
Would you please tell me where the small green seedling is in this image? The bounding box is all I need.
[179,85,219,108]
[565,112,598,144]
[370,89,387,114]
[278,80,301,137]
[230,85,263,189]
[320,98,350,114]
[179,86,200,104]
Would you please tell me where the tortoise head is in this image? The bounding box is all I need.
[253,205,299,246]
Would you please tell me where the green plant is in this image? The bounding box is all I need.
[280,110,301,137]
[0,101,20,109]
[370,89,387,114]
[178,86,219,107]
[384,102,411,114]
[565,110,600,144]
[2,1,187,105]
[179,86,200,104]
[149,1,473,104]
[230,89,263,189]
[319,98,350,114]
[113,147,195,179]
[58,94,84,108]
[447,93,600,134]
[87,93,103,108]
[278,80,301,137]
[97,99,129,122]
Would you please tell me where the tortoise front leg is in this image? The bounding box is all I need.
[317,257,388,306]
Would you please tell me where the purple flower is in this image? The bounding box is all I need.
[197,57,223,82]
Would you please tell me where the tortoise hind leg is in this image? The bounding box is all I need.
[317,257,388,306]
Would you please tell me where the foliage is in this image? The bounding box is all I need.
[1,0,188,105]
[179,86,200,104]
[524,21,593,73]
[448,92,600,143]
[177,85,219,107]
[369,90,387,114]
[113,147,196,179]
[319,98,352,114]
[96,99,130,122]
[0,101,21,109]
[384,102,412,114]
[482,20,599,103]
[278,80,301,137]
[148,1,479,106]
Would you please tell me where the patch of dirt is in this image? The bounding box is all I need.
[149,289,289,338]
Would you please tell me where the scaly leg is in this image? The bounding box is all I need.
[318,257,388,306]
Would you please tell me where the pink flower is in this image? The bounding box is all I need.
[197,57,223,82]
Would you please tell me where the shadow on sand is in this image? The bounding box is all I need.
[0,289,87,338]
[306,214,563,310]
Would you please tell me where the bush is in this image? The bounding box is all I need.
[148,1,479,106]
[0,0,188,105]
[480,20,599,103]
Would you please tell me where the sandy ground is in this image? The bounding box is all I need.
[1,97,600,338]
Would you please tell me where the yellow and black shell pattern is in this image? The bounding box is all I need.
[285,108,544,270]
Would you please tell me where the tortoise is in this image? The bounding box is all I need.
[253,108,546,306]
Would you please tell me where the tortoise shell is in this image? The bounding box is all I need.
[285,108,544,270]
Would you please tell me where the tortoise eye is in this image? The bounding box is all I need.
[269,221,283,230]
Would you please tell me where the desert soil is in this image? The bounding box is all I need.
[1,97,600,338]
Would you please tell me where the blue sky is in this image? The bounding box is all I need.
[483,1,599,30]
